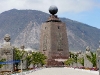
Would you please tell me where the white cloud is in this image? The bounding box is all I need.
[0,0,100,13]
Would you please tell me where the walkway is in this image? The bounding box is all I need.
[25,67,98,75]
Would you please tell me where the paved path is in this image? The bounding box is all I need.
[26,67,99,75]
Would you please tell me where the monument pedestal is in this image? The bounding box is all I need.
[0,34,14,72]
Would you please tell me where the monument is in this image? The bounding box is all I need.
[96,41,100,68]
[84,46,93,68]
[40,6,69,66]
[0,34,14,71]
[19,45,27,70]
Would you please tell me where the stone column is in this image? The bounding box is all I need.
[0,34,14,71]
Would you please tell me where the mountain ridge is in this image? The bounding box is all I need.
[0,9,100,51]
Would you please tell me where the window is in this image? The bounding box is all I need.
[57,49,63,51]
[45,27,46,29]
[58,26,60,29]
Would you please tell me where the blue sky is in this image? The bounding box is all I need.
[58,6,100,29]
[0,0,100,29]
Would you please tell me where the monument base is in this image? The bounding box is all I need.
[47,56,68,67]
[47,59,65,67]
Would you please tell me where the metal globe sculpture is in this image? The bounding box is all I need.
[49,5,58,15]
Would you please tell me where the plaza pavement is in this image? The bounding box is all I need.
[25,67,99,75]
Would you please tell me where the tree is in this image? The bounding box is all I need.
[32,52,47,67]
[86,52,97,67]
[25,53,32,69]
[14,48,26,70]
[65,52,79,67]
[64,58,74,66]
[69,52,74,58]
[14,48,47,69]
[0,59,6,68]
[74,54,78,63]
[70,52,78,63]
[78,57,84,66]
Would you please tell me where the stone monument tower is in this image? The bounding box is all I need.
[40,6,69,66]
[0,34,14,71]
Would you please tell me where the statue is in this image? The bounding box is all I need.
[0,34,14,72]
[3,34,11,47]
[4,34,10,42]
[86,46,90,52]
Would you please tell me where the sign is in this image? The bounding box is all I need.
[0,60,20,64]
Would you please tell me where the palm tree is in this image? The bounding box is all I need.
[69,52,75,58]
[65,52,77,66]
[78,57,84,66]
[14,48,26,70]
[65,52,82,67]
[86,52,97,67]
[74,54,78,63]
[64,58,74,66]
[0,59,6,68]
[32,52,47,67]
[25,53,32,69]
[38,52,47,66]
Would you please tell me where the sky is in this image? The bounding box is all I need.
[0,0,100,29]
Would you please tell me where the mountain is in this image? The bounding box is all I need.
[0,9,100,51]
